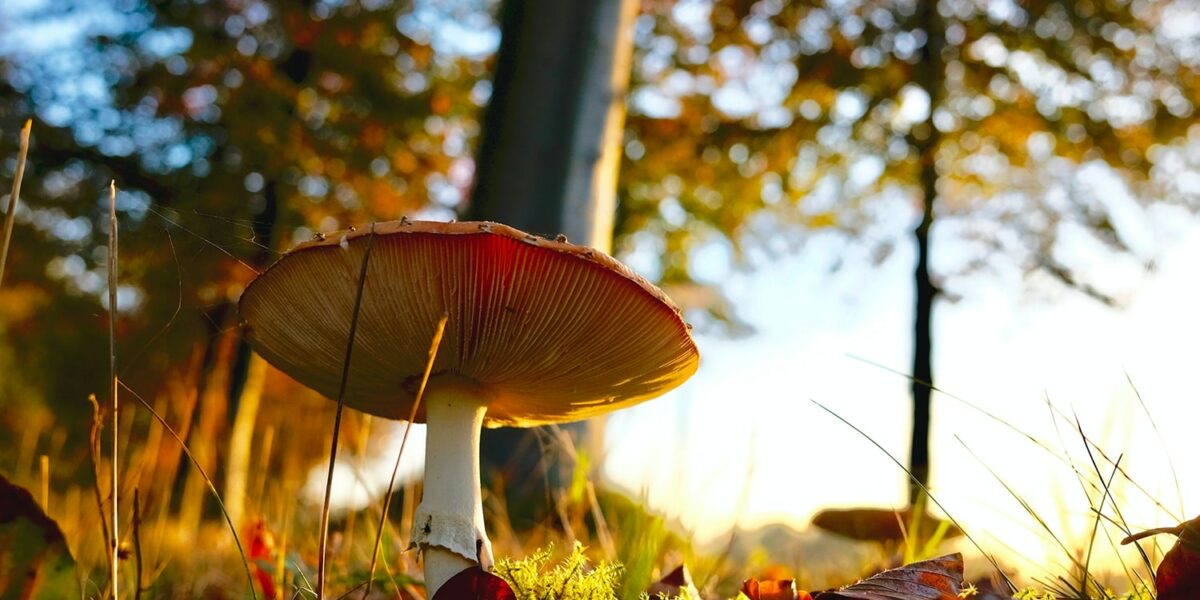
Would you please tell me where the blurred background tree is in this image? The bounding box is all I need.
[0,0,491,530]
[617,0,1200,501]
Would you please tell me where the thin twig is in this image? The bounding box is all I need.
[318,223,378,599]
[107,181,120,600]
[0,119,31,289]
[120,381,258,599]
[86,394,114,578]
[365,312,447,595]
[1122,525,1183,545]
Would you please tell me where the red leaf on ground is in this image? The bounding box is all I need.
[813,553,963,600]
[432,567,515,600]
[1130,515,1200,600]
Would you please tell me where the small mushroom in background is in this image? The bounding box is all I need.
[239,220,700,596]
[811,507,961,544]
[811,506,962,572]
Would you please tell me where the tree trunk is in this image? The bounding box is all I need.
[465,0,636,251]
[465,0,638,514]
[908,0,944,506]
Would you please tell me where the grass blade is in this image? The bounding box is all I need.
[317,222,378,599]
[0,119,31,289]
[1073,414,1157,587]
[811,399,1017,593]
[847,354,1183,520]
[365,312,448,595]
[1125,371,1185,518]
[120,381,258,599]
[954,433,1108,595]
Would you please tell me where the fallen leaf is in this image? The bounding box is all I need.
[740,577,814,600]
[0,473,77,600]
[432,566,515,600]
[814,553,963,600]
[1123,515,1200,600]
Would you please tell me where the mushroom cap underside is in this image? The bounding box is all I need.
[239,220,700,428]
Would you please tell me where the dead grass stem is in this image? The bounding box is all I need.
[366,312,448,595]
[0,119,31,289]
[317,222,377,599]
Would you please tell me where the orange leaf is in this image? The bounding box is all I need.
[814,553,963,600]
[741,577,814,600]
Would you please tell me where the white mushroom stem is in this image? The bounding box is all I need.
[412,383,494,596]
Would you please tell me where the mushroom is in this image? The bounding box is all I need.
[811,507,961,545]
[238,220,699,595]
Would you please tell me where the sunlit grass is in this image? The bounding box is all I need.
[1,262,1186,599]
[2,372,1190,599]
[1,139,1188,600]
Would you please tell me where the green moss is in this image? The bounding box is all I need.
[1011,585,1155,600]
[493,542,683,600]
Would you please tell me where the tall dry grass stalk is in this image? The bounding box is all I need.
[107,181,120,600]
[87,394,114,579]
[0,119,32,289]
[317,222,378,599]
[366,312,448,595]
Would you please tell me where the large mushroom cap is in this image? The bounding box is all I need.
[239,220,699,427]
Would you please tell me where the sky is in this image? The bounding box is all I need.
[601,169,1200,579]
